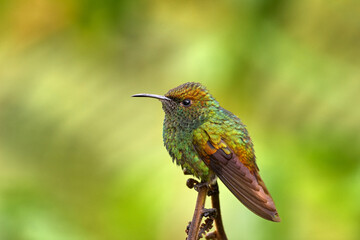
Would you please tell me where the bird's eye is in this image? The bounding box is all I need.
[181,99,192,107]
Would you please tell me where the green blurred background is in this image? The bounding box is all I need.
[0,0,359,239]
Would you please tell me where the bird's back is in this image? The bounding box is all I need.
[193,107,280,221]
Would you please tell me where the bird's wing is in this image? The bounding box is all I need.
[193,128,280,222]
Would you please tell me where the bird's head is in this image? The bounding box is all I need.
[132,82,219,129]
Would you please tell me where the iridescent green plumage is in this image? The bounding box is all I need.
[133,82,280,222]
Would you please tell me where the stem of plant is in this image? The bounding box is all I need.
[209,182,227,240]
[187,184,208,240]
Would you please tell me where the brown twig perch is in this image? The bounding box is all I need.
[206,182,227,240]
[186,179,228,240]
[186,179,208,240]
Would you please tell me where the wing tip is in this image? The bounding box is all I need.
[270,212,281,222]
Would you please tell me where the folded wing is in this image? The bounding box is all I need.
[195,140,280,222]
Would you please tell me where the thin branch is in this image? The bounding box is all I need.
[185,179,228,240]
[207,182,227,240]
[186,180,208,240]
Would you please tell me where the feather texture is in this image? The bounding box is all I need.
[204,141,280,221]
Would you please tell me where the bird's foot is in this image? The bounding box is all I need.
[194,182,209,192]
[186,178,199,189]
[186,178,209,192]
[207,183,219,196]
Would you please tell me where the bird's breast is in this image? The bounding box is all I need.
[163,121,213,181]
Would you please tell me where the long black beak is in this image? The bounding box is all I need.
[132,94,171,101]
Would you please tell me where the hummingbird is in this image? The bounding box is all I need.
[132,82,280,222]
